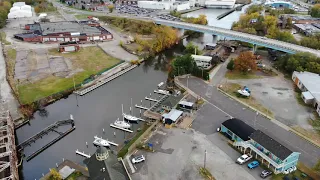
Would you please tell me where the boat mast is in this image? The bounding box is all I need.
[130,98,133,115]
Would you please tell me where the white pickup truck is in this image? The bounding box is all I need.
[236,154,252,164]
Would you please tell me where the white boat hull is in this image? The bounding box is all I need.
[237,90,250,97]
[114,120,131,129]
[123,113,139,122]
[93,136,110,147]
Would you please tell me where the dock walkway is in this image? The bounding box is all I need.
[75,64,138,96]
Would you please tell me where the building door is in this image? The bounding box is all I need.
[315,103,318,109]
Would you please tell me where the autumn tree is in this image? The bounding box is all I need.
[311,4,320,18]
[49,169,62,180]
[108,4,114,13]
[234,51,257,73]
[263,15,277,33]
[246,5,263,14]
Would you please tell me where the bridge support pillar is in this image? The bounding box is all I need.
[252,44,257,54]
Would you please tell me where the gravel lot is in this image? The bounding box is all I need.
[131,127,260,180]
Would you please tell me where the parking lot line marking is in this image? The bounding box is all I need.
[205,99,233,119]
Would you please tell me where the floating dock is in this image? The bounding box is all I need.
[135,105,148,110]
[216,4,245,20]
[145,97,159,102]
[75,65,138,96]
[76,150,90,158]
[110,124,133,133]
[17,117,75,151]
[26,127,76,162]
[154,89,170,95]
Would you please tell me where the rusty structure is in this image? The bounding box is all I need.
[0,110,19,180]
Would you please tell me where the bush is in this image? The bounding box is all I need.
[227,59,235,71]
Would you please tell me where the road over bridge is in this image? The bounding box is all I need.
[155,19,320,57]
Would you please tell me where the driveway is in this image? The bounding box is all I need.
[177,76,320,167]
[131,128,259,180]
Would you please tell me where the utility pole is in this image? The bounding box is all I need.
[204,150,207,169]
[254,112,259,129]
[73,76,79,107]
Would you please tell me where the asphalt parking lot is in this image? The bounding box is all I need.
[130,126,266,180]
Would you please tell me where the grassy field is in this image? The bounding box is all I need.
[225,71,261,80]
[0,31,11,45]
[199,167,215,180]
[5,49,17,92]
[17,47,121,104]
[75,14,93,20]
[220,83,273,117]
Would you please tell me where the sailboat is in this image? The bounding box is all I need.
[122,102,139,123]
[113,118,131,129]
[93,136,110,147]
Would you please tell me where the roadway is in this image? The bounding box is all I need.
[154,19,320,57]
[176,59,320,168]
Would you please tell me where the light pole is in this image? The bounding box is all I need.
[204,150,207,169]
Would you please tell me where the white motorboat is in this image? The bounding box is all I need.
[114,118,131,129]
[123,113,139,122]
[237,89,250,97]
[93,136,110,147]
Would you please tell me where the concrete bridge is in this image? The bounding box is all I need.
[154,19,320,57]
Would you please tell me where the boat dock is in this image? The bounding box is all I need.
[110,124,133,133]
[75,65,138,96]
[17,117,75,152]
[76,150,91,158]
[154,90,170,95]
[145,97,159,102]
[135,105,148,110]
[216,4,245,20]
[94,136,119,146]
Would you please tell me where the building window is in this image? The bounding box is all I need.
[227,129,233,136]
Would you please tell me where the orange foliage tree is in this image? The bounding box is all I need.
[234,51,257,73]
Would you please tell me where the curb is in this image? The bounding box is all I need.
[217,87,320,149]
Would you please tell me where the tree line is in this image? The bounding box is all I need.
[0,1,11,29]
[232,5,320,49]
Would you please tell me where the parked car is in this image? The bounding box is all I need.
[260,170,272,178]
[236,154,252,164]
[247,161,259,169]
[132,155,145,164]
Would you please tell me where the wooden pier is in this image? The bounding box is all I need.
[110,124,133,133]
[76,150,91,158]
[135,104,148,110]
[75,65,138,96]
[145,97,159,102]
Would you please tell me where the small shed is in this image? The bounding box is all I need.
[301,91,314,104]
[59,42,80,52]
[162,109,183,128]
[178,100,194,111]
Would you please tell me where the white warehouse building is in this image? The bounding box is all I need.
[138,0,191,11]
[8,2,32,18]
[205,0,236,8]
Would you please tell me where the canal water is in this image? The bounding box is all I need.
[183,4,252,48]
[16,7,250,179]
[16,46,183,180]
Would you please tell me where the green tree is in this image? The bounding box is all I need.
[300,34,320,50]
[49,169,62,180]
[263,15,277,33]
[314,159,320,173]
[286,17,293,29]
[227,59,235,71]
[234,51,257,73]
[108,4,114,13]
[246,5,263,14]
[184,42,202,55]
[311,4,320,18]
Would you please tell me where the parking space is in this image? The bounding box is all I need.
[116,5,158,17]
[131,127,259,180]
[156,14,181,21]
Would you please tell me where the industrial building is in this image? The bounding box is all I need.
[283,14,320,24]
[292,71,320,116]
[221,118,300,174]
[293,23,320,36]
[137,0,191,11]
[264,0,293,9]
[191,55,213,69]
[204,0,236,8]
[14,21,113,43]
